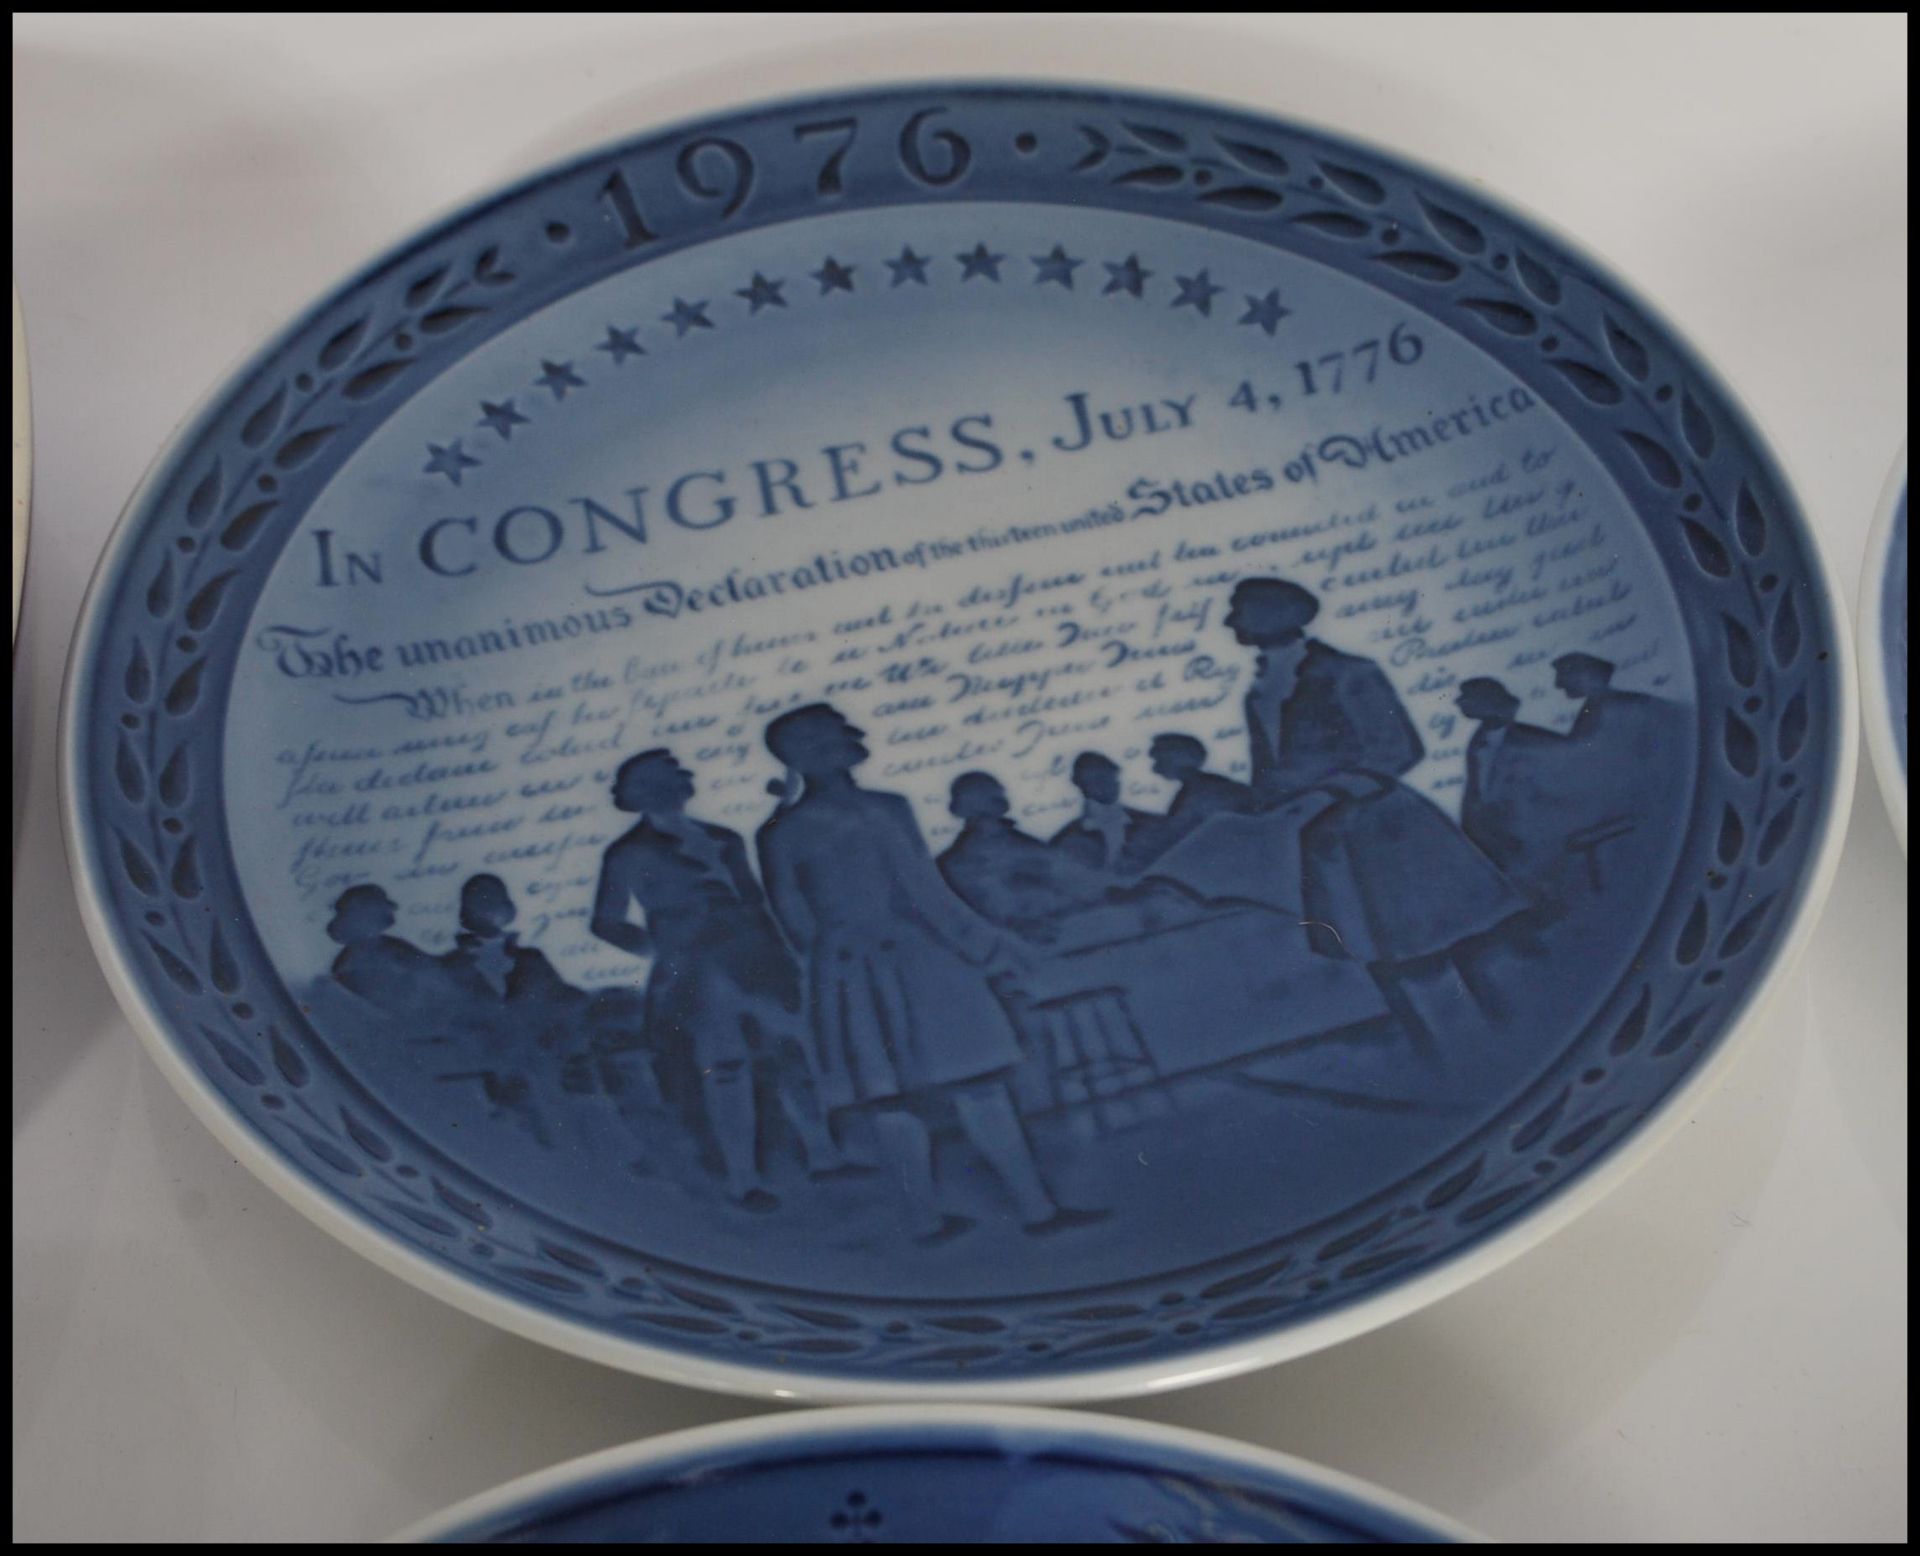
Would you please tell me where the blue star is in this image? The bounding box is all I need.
[1170,270,1225,316]
[423,440,479,486]
[812,257,857,294]
[956,242,1005,282]
[885,246,931,286]
[594,324,645,364]
[535,360,585,400]
[476,400,528,441]
[1102,254,1152,298]
[735,272,787,312]
[1031,244,1083,288]
[662,298,713,337]
[1238,289,1292,337]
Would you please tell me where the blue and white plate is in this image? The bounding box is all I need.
[1858,450,1906,850]
[64,83,1855,1400]
[399,1406,1474,1543]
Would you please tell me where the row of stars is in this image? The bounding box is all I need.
[423,245,1294,485]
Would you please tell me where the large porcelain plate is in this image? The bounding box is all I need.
[64,84,1854,1399]
[1859,450,1906,849]
[400,1406,1473,1543]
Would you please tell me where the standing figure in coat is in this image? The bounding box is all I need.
[1226,577,1530,1037]
[592,748,847,1210]
[1455,678,1580,912]
[1550,652,1692,894]
[757,704,1105,1242]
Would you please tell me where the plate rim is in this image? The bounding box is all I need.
[58,76,1860,1403]
[13,282,29,646]
[389,1401,1483,1543]
[1856,445,1907,852]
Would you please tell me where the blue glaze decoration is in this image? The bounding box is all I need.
[68,83,1845,1389]
[418,1416,1462,1543]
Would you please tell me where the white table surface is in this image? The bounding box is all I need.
[11,12,1908,1544]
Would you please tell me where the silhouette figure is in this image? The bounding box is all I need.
[935,771,1171,1132]
[1551,653,1689,891]
[1554,652,1682,751]
[756,704,1104,1241]
[938,772,1109,930]
[1128,733,1254,865]
[592,748,847,1210]
[1151,733,1253,822]
[1048,752,1155,873]
[1225,577,1529,1036]
[325,884,446,1014]
[1551,645,1674,737]
[1455,678,1579,910]
[429,873,584,1143]
[1231,580,1426,795]
[440,874,582,1011]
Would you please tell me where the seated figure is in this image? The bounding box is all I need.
[439,873,584,1018]
[325,884,450,1017]
[1048,752,1157,874]
[938,771,1111,930]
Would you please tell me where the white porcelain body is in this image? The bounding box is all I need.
[1857,447,1907,852]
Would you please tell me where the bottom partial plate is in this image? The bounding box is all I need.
[1859,449,1907,850]
[399,1406,1475,1544]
